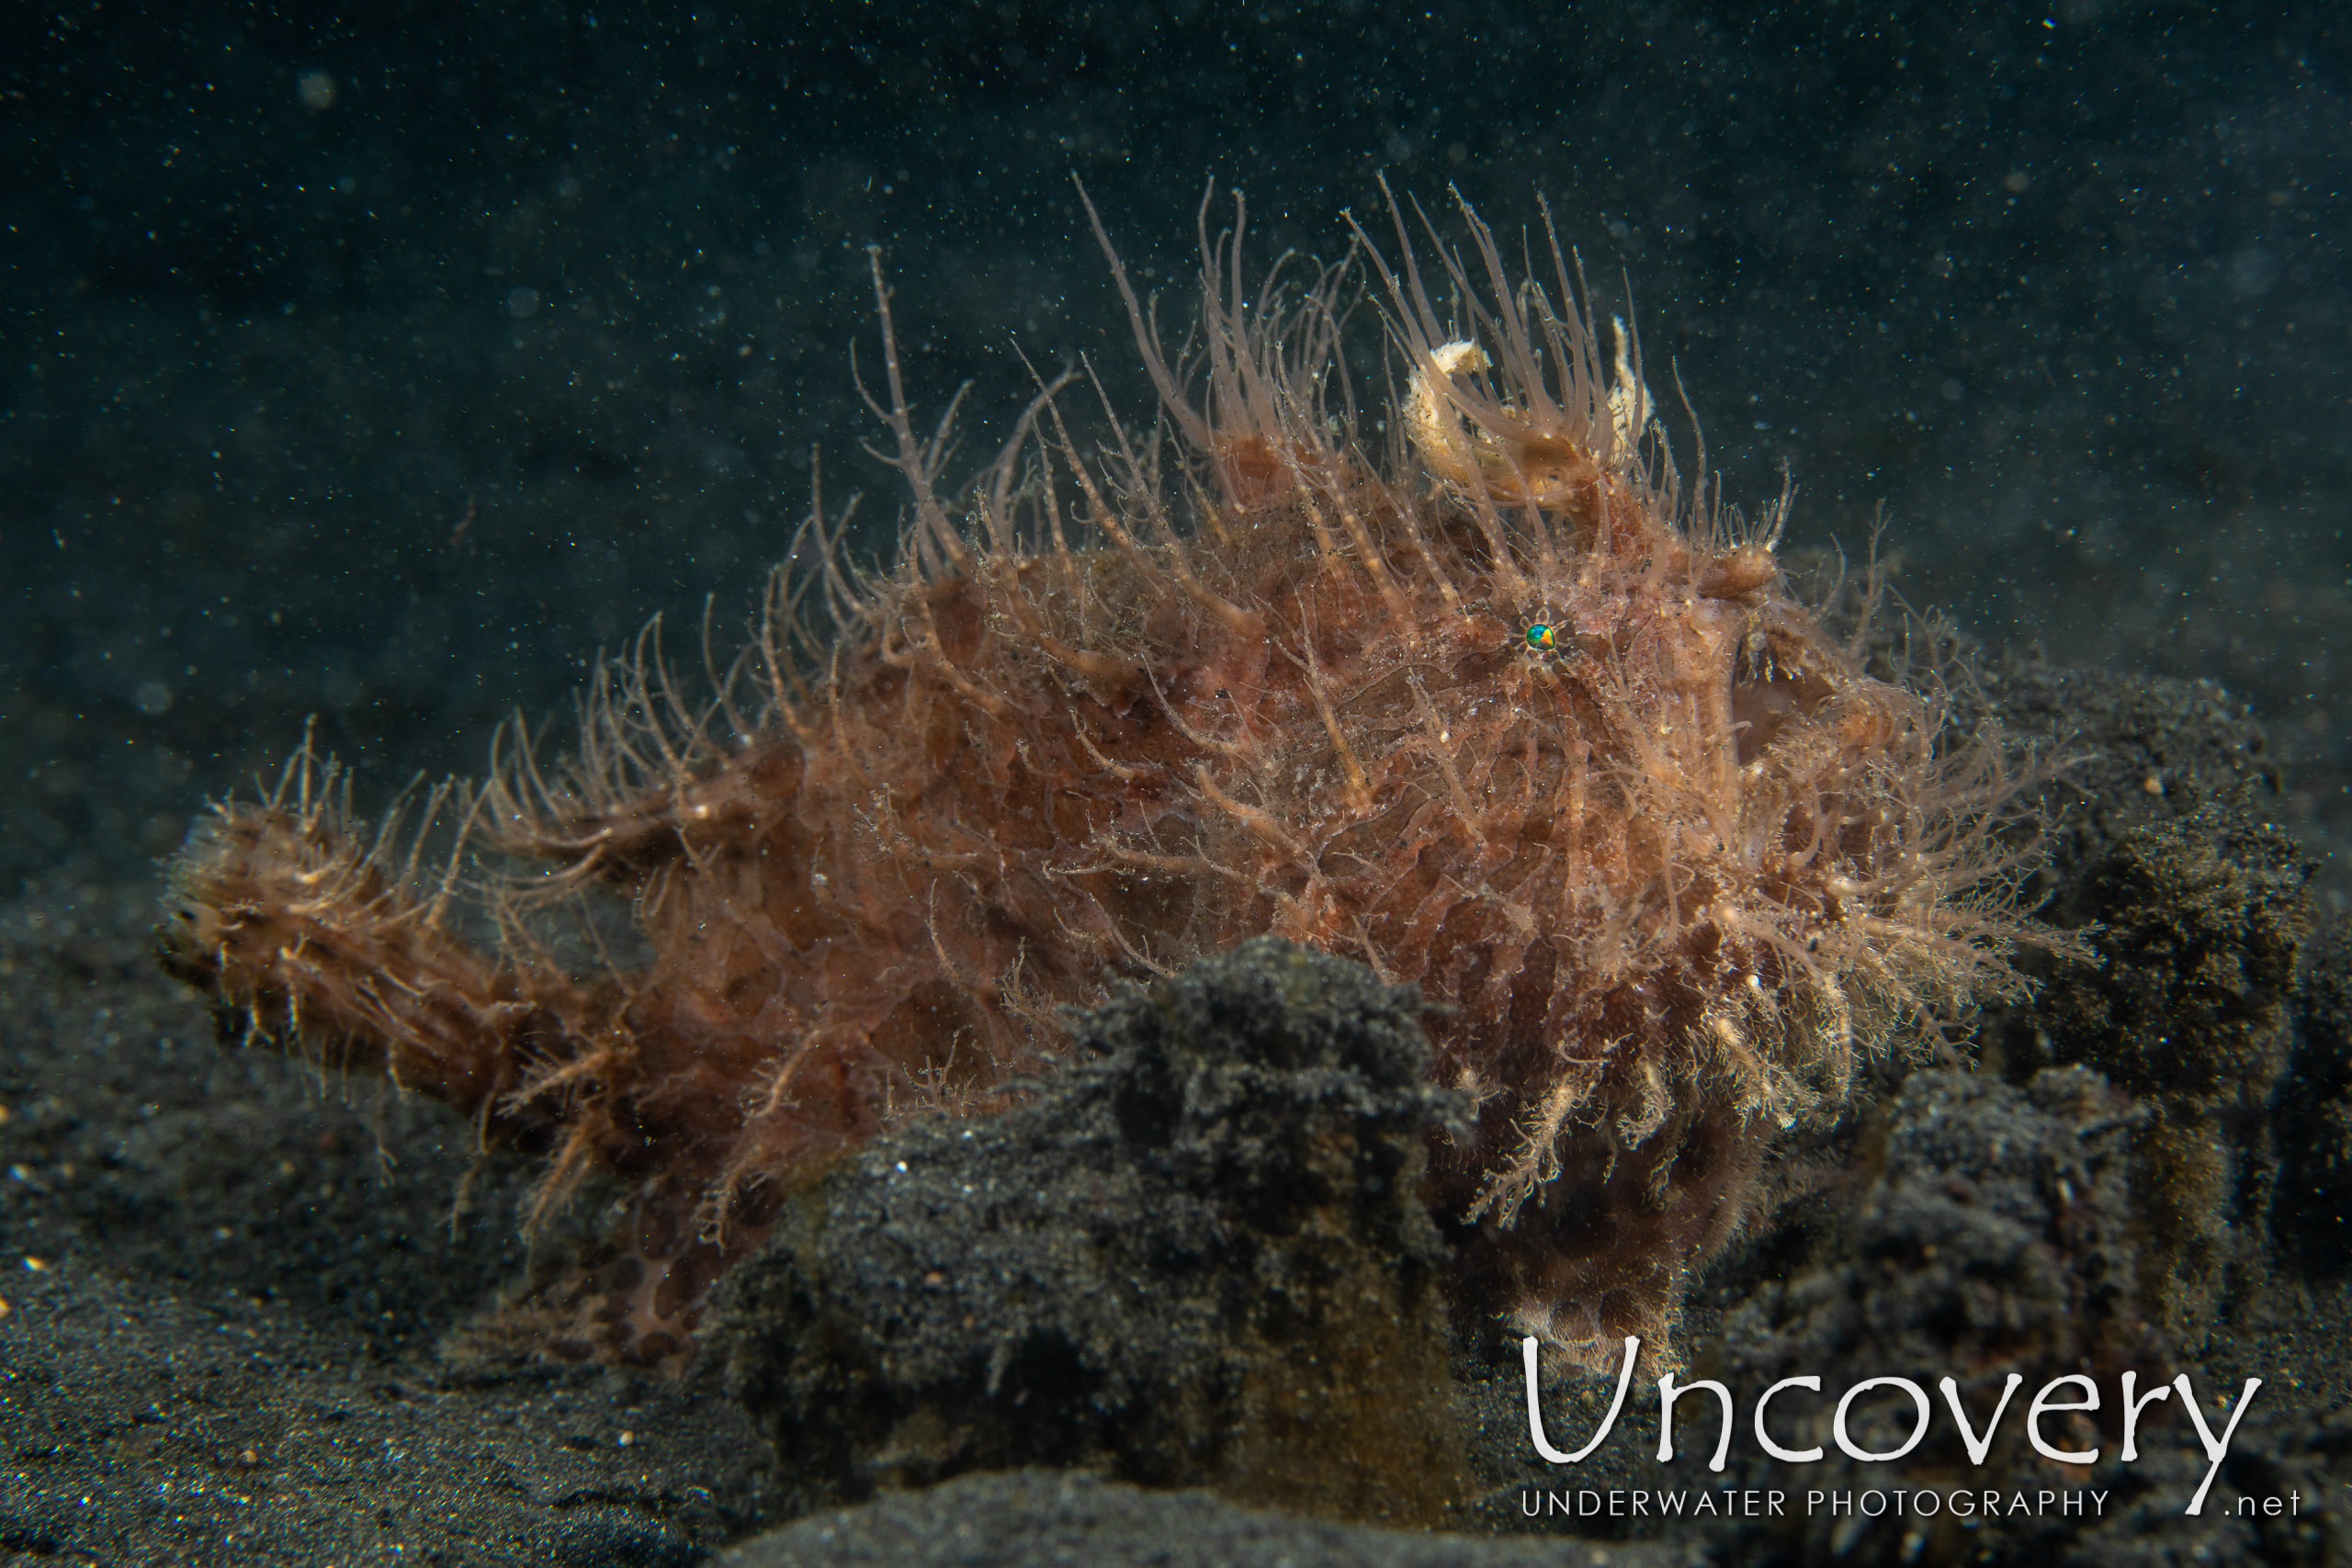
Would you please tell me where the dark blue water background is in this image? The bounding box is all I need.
[5,3,2346,897]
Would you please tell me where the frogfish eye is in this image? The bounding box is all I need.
[1525,623,1556,651]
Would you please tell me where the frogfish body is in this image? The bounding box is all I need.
[164,189,2035,1369]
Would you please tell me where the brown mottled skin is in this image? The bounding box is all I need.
[163,191,2038,1368]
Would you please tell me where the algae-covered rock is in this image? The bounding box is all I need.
[1977,660,2317,1348]
[2016,808,2311,1342]
[1714,1068,2155,1564]
[711,938,1469,1526]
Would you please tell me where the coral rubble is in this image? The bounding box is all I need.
[1714,1067,2155,1565]
[1647,1059,2343,1568]
[715,938,1464,1524]
[160,190,2044,1366]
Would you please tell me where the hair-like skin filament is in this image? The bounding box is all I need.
[163,187,2054,1370]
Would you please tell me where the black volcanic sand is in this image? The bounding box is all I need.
[0,877,782,1564]
[6,661,2350,1567]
